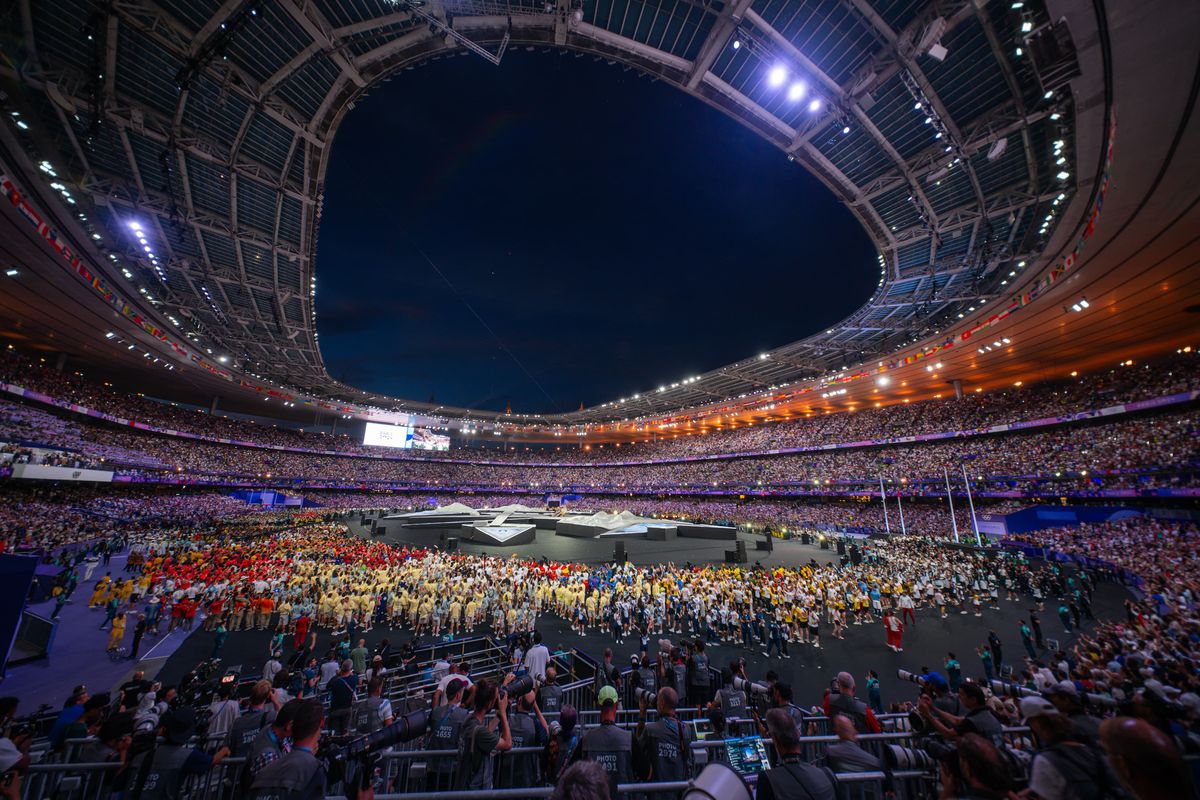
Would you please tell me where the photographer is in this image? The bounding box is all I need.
[757,708,836,800]
[1043,681,1102,746]
[754,682,807,736]
[918,682,1003,746]
[824,672,881,734]
[501,683,549,789]
[228,680,279,758]
[425,678,469,789]
[248,699,329,800]
[456,676,514,790]
[687,640,712,706]
[595,649,621,699]
[714,666,749,723]
[539,665,564,715]
[247,699,300,781]
[634,686,692,800]
[577,686,634,798]
[131,707,231,800]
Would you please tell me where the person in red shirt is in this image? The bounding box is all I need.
[294,614,310,651]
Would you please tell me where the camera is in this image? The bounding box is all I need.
[500,674,535,699]
[636,687,657,706]
[896,669,927,686]
[320,710,429,789]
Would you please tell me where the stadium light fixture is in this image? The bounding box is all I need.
[876,376,890,387]
[808,98,822,112]
[787,82,806,101]
[767,65,788,87]
[732,39,741,50]
[4,268,17,277]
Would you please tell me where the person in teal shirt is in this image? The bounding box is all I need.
[977,644,994,683]
[866,670,882,713]
[944,653,963,691]
[1019,621,1037,659]
[212,621,228,659]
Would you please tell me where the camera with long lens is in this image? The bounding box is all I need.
[885,737,959,780]
[896,669,928,687]
[635,687,657,706]
[500,674,536,699]
[320,710,430,790]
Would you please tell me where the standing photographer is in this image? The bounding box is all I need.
[687,640,712,706]
[538,665,564,715]
[501,684,549,789]
[713,666,749,723]
[425,679,468,790]
[456,676,514,790]
[247,699,331,800]
[577,686,634,798]
[824,672,881,734]
[634,686,692,800]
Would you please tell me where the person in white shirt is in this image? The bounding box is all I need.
[523,631,550,682]
[206,683,241,740]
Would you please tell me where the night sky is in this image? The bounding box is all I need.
[315,51,878,414]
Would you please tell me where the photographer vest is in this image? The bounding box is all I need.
[427,704,469,775]
[538,684,564,714]
[581,721,634,798]
[133,744,191,800]
[229,708,273,757]
[641,717,690,800]
[503,710,540,789]
[672,663,688,703]
[828,693,870,733]
[718,687,748,719]
[637,667,657,694]
[691,654,711,686]
[355,696,387,734]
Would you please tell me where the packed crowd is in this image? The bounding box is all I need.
[2,389,1197,497]
[2,347,1198,468]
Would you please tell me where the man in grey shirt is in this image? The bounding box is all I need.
[824,716,883,773]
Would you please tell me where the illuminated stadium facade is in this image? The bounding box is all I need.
[0,0,1197,440]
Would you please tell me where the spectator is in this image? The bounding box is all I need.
[1100,717,1195,800]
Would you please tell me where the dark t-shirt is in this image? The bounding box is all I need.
[327,676,356,711]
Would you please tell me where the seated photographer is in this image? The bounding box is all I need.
[630,655,657,697]
[919,682,1004,745]
[687,639,713,705]
[754,682,808,736]
[757,708,836,800]
[824,715,883,773]
[824,672,882,734]
[634,686,693,800]
[938,733,1013,800]
[576,685,634,798]
[500,683,550,789]
[1020,697,1124,800]
[456,676,514,790]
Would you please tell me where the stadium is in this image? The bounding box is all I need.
[0,0,1197,796]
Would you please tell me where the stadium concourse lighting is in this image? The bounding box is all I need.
[767,65,788,87]
[876,375,890,386]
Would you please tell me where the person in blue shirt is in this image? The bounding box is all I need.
[48,686,89,750]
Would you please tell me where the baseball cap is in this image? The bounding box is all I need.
[923,672,948,690]
[1020,697,1061,720]
[597,685,620,706]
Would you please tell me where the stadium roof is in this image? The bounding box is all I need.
[0,0,1197,435]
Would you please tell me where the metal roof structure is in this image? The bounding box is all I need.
[0,0,1195,433]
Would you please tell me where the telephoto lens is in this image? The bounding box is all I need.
[345,710,430,759]
[635,687,657,705]
[502,674,535,698]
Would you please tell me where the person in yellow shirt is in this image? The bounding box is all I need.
[107,611,127,652]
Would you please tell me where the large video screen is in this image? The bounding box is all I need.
[362,421,412,449]
[409,427,451,452]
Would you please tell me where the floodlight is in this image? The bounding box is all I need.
[767,65,787,87]
[787,82,806,101]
